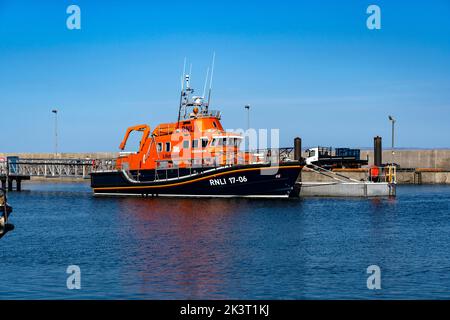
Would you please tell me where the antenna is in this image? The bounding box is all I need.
[177,57,187,127]
[181,57,186,90]
[207,52,215,109]
[188,63,193,88]
[202,67,210,98]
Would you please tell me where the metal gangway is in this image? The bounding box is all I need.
[4,158,97,179]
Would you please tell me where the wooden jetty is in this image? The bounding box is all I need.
[1,156,31,191]
[0,174,30,191]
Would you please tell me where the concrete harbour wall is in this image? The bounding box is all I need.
[359,149,450,169]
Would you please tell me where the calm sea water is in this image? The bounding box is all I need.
[0,183,449,299]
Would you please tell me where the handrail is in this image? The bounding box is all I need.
[121,164,234,184]
[306,163,361,183]
[305,163,397,184]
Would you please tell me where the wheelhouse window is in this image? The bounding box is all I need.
[157,142,162,152]
[165,142,171,152]
[211,137,242,148]
[192,139,199,148]
[201,138,208,148]
[183,140,189,149]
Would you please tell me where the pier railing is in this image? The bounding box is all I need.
[92,159,117,172]
[252,147,295,163]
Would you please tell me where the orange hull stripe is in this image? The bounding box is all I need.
[94,165,302,191]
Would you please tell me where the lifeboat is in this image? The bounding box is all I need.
[90,72,303,198]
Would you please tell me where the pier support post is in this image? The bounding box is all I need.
[414,171,422,185]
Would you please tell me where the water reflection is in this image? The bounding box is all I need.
[116,197,255,298]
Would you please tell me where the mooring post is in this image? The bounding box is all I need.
[294,137,302,161]
[374,136,382,167]
[292,137,302,197]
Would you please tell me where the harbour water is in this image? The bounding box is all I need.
[1,183,449,299]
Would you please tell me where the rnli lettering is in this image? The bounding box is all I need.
[209,176,247,186]
[209,178,227,186]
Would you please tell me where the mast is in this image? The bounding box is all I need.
[176,55,216,124]
[202,67,210,101]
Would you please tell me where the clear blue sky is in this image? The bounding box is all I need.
[1,0,449,152]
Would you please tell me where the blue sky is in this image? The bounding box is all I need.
[1,0,449,152]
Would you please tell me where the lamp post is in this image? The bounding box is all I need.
[244,105,250,131]
[388,115,396,164]
[52,109,58,156]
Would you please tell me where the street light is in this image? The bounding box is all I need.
[52,109,58,156]
[388,115,396,164]
[244,105,250,131]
